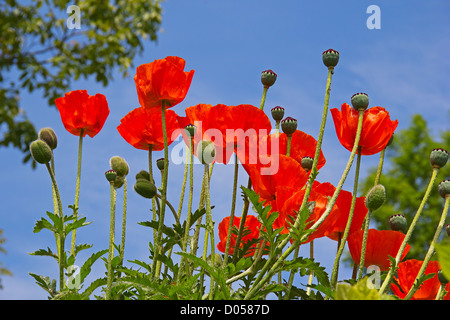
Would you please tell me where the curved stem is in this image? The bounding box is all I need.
[379,167,440,294]
[244,108,364,300]
[404,196,450,300]
[70,129,84,257]
[260,86,268,110]
[330,147,362,286]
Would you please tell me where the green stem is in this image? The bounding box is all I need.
[119,178,127,266]
[260,86,268,110]
[232,178,252,262]
[379,167,440,294]
[374,148,386,186]
[178,137,194,283]
[204,163,215,299]
[244,108,364,300]
[286,135,292,157]
[45,162,65,291]
[154,101,169,279]
[357,210,372,281]
[223,154,239,268]
[331,147,362,287]
[70,129,84,257]
[106,184,116,300]
[404,196,450,300]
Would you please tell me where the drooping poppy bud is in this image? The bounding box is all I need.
[430,148,448,169]
[261,69,277,88]
[351,93,369,111]
[135,170,150,181]
[322,49,339,68]
[38,127,58,150]
[281,117,297,136]
[365,184,386,211]
[197,140,216,165]
[389,214,407,233]
[109,156,129,177]
[30,139,53,164]
[134,178,157,199]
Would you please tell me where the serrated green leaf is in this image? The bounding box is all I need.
[335,277,395,300]
[79,249,108,283]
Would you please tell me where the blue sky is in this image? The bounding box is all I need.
[1,0,449,299]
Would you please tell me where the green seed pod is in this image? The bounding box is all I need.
[301,156,314,171]
[261,69,277,88]
[281,117,297,136]
[351,93,369,111]
[437,179,450,198]
[134,178,156,199]
[109,156,129,177]
[38,127,58,150]
[30,139,53,164]
[197,140,216,165]
[271,106,285,122]
[184,124,197,138]
[322,49,340,68]
[105,170,117,183]
[365,184,386,211]
[156,158,165,171]
[389,214,407,233]
[135,170,150,181]
[430,148,448,169]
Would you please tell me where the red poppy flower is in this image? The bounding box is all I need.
[330,103,398,155]
[347,229,410,271]
[275,183,337,243]
[55,90,109,138]
[313,181,368,241]
[177,103,271,164]
[217,215,263,257]
[134,56,195,109]
[117,106,180,151]
[391,260,442,300]
[263,130,326,170]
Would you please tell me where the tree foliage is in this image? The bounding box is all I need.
[360,114,450,259]
[0,0,163,166]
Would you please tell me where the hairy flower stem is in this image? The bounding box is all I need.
[70,129,84,257]
[177,137,194,283]
[379,167,440,294]
[119,178,127,267]
[260,86,268,110]
[223,154,239,268]
[244,68,346,300]
[331,147,362,286]
[404,196,450,300]
[45,162,65,291]
[154,101,170,279]
[204,163,215,299]
[374,148,386,186]
[106,183,116,300]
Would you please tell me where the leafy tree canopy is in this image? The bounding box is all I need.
[0,0,163,166]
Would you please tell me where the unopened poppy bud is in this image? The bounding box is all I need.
[184,124,197,138]
[156,158,165,171]
[430,148,448,169]
[351,93,369,111]
[281,117,297,136]
[134,178,156,199]
[301,156,314,171]
[109,156,129,177]
[261,69,277,88]
[105,169,117,183]
[322,49,339,68]
[113,175,125,189]
[389,214,407,233]
[135,170,150,181]
[271,106,285,122]
[38,127,58,150]
[30,139,53,164]
[365,184,386,211]
[445,224,450,237]
[437,179,450,198]
[197,140,216,165]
